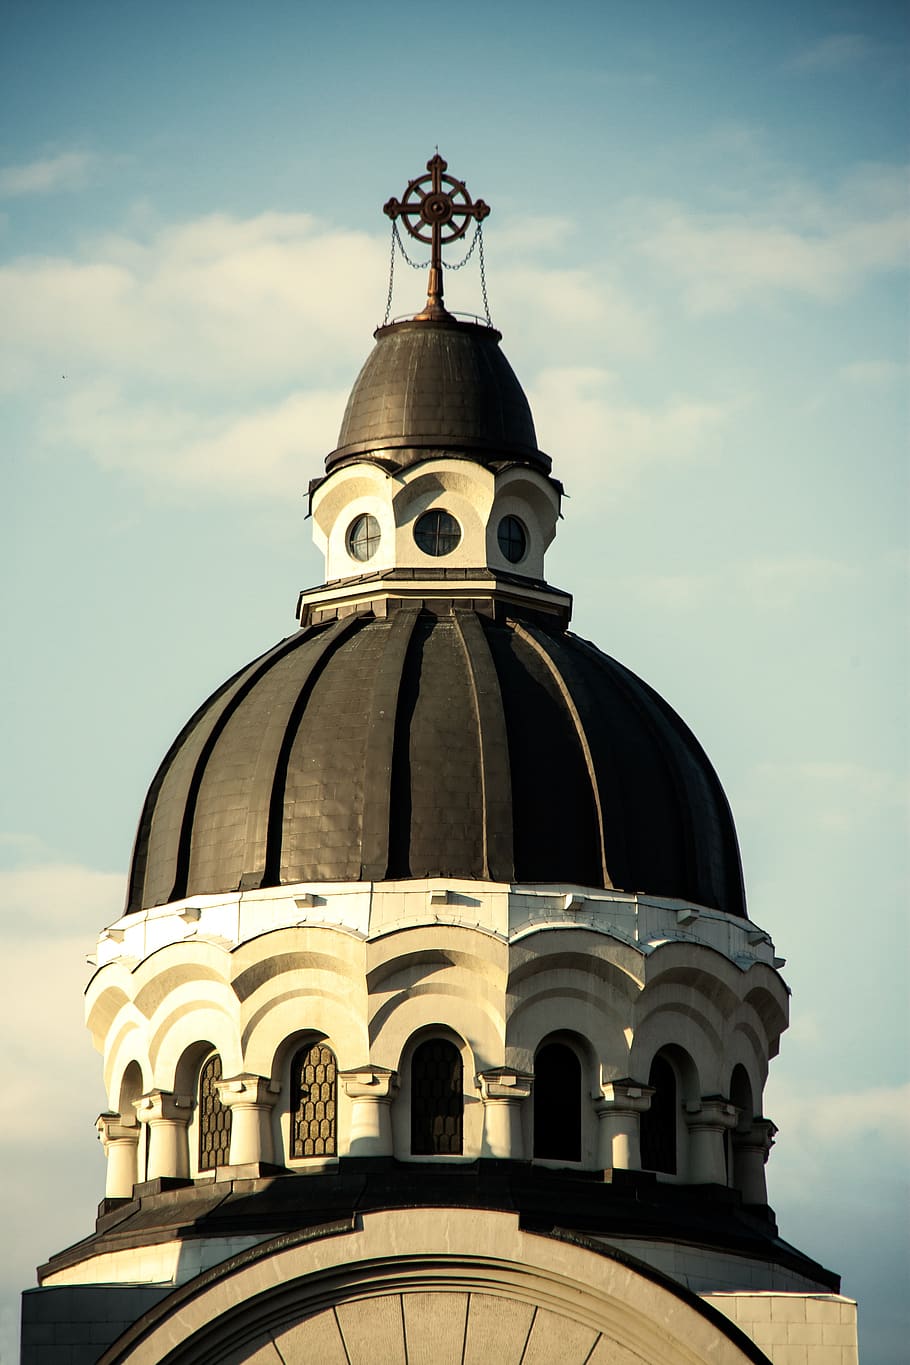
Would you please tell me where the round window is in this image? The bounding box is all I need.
[414,509,461,557]
[497,515,527,564]
[347,514,381,562]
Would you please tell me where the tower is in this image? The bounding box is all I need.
[22,158,858,1365]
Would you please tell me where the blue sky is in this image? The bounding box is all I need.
[2,2,907,1361]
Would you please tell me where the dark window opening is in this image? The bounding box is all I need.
[414,509,461,557]
[290,1042,337,1158]
[198,1053,231,1172]
[497,514,527,564]
[640,1054,677,1174]
[411,1038,463,1154]
[533,1042,582,1161]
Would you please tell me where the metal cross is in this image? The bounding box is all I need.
[384,154,490,318]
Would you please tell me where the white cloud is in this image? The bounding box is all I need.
[770,1080,910,1149]
[839,359,907,388]
[528,366,735,493]
[0,861,125,939]
[0,151,95,198]
[790,34,874,73]
[634,167,908,314]
[44,379,347,499]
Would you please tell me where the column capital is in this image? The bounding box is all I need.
[684,1095,740,1132]
[733,1116,778,1155]
[96,1111,140,1147]
[594,1078,654,1115]
[340,1065,399,1101]
[476,1068,533,1102]
[215,1074,281,1108]
[134,1090,193,1125]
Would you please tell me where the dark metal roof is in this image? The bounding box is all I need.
[127,609,746,917]
[325,317,551,474]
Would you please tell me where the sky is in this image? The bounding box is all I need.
[1,0,907,1360]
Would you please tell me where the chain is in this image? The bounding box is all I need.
[384,220,492,326]
[477,222,491,325]
[383,221,397,325]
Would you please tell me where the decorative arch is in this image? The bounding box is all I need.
[289,1040,337,1159]
[639,1044,699,1179]
[532,1038,582,1163]
[410,1035,463,1156]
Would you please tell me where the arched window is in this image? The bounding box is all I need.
[533,1042,581,1161]
[290,1042,337,1158]
[411,1038,463,1155]
[198,1053,231,1172]
[640,1054,677,1175]
[729,1063,755,1189]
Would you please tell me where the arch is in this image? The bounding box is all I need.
[410,1036,464,1156]
[533,1040,581,1162]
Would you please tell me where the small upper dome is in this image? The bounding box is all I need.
[126,609,746,918]
[326,317,550,475]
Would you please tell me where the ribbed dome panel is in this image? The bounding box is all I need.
[126,611,746,917]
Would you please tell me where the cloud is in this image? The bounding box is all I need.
[0,151,95,198]
[839,359,907,388]
[634,167,908,314]
[528,366,735,494]
[790,34,874,73]
[0,861,125,939]
[769,1080,910,1150]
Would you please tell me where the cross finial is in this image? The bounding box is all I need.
[384,155,490,319]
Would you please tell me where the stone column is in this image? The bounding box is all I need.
[96,1112,141,1199]
[592,1079,654,1171]
[135,1090,193,1180]
[732,1117,777,1204]
[476,1069,533,1159]
[684,1096,740,1184]
[216,1074,281,1166]
[340,1066,399,1156]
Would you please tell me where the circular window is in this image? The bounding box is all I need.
[497,515,527,564]
[414,509,461,557]
[347,514,381,562]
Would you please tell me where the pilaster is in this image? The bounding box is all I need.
[476,1068,533,1159]
[684,1095,740,1184]
[340,1066,399,1156]
[215,1073,282,1166]
[732,1116,777,1204]
[95,1112,141,1199]
[134,1090,193,1180]
[592,1079,654,1171]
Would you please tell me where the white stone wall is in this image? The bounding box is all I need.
[703,1293,859,1365]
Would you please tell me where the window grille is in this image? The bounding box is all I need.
[533,1042,581,1161]
[640,1054,677,1174]
[410,1038,463,1155]
[290,1042,337,1158]
[198,1053,231,1172]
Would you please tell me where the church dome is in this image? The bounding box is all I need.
[325,317,551,475]
[126,607,745,917]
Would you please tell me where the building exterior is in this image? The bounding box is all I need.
[22,160,858,1364]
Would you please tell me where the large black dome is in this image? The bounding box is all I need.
[325,317,550,475]
[126,608,745,918]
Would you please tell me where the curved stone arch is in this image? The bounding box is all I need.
[95,1208,770,1365]
[367,939,507,995]
[506,987,630,1079]
[726,1021,767,1097]
[241,987,367,1078]
[644,958,743,1019]
[508,941,642,1003]
[129,940,231,1015]
[151,1000,241,1091]
[230,932,366,1005]
[392,1020,480,1160]
[85,975,134,1053]
[102,1013,152,1097]
[742,974,790,1055]
[369,981,503,1069]
[637,1039,701,1184]
[633,1001,723,1090]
